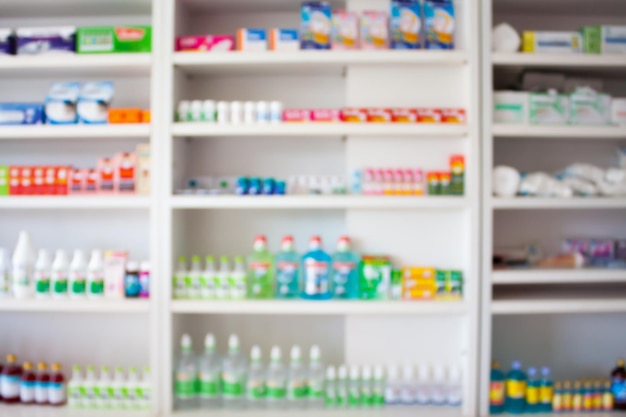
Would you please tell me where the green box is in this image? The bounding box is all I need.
[358,255,391,300]
[582,26,602,54]
[0,166,7,196]
[76,26,152,54]
[529,92,569,125]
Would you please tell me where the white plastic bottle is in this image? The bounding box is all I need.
[51,250,69,299]
[447,364,462,407]
[308,345,325,408]
[266,346,286,409]
[385,364,401,405]
[372,365,386,406]
[416,364,432,405]
[175,334,197,410]
[287,345,307,409]
[34,249,51,298]
[325,366,336,407]
[87,250,105,298]
[348,365,361,406]
[222,334,246,409]
[68,365,83,408]
[337,365,348,407]
[0,248,10,298]
[400,364,416,405]
[200,256,216,299]
[188,256,202,299]
[126,367,140,409]
[69,249,87,298]
[174,256,187,299]
[113,367,127,409]
[216,256,230,299]
[83,365,98,408]
[140,367,152,410]
[12,230,35,298]
[246,345,266,408]
[431,364,447,406]
[198,333,221,409]
[98,366,112,409]
[361,365,373,406]
[229,256,247,299]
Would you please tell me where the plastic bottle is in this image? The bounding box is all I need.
[247,235,275,299]
[337,365,348,407]
[562,380,573,411]
[348,365,361,407]
[490,361,506,414]
[230,256,247,299]
[174,256,187,299]
[198,333,221,409]
[266,346,287,409]
[67,365,82,408]
[20,361,36,404]
[69,249,87,298]
[12,231,35,298]
[287,345,307,408]
[526,367,540,413]
[34,249,51,298]
[87,250,105,298]
[139,261,150,299]
[35,362,50,405]
[275,235,300,299]
[175,334,197,410]
[217,256,231,299]
[1,354,21,403]
[360,365,373,406]
[112,367,127,409]
[385,364,400,405]
[98,366,112,409]
[0,248,10,298]
[51,250,69,298]
[84,365,98,408]
[125,261,141,298]
[540,367,553,412]
[301,236,331,300]
[593,379,603,411]
[222,334,246,409]
[49,363,66,406]
[188,255,202,298]
[140,367,151,410]
[200,256,216,299]
[308,345,325,408]
[583,380,594,412]
[552,381,563,412]
[603,380,614,411]
[372,365,385,406]
[573,380,583,412]
[126,367,140,409]
[331,236,360,299]
[448,365,462,407]
[432,364,447,405]
[505,361,527,414]
[246,345,266,407]
[417,364,432,405]
[612,359,626,410]
[325,366,336,407]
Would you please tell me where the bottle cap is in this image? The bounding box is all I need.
[204,333,215,349]
[492,360,500,369]
[555,381,562,389]
[349,365,360,380]
[250,345,262,361]
[541,366,550,376]
[126,260,139,271]
[282,235,294,244]
[310,235,322,245]
[38,362,47,371]
[228,334,239,351]
[337,235,351,250]
[220,255,229,265]
[617,358,625,367]
[23,361,32,371]
[178,255,187,263]
[140,261,150,272]
[6,354,15,363]
[374,365,385,380]
[511,360,522,370]
[362,365,372,380]
[101,366,110,373]
[309,345,321,362]
[527,367,537,377]
[191,255,201,263]
[326,366,336,380]
[205,255,215,263]
[51,363,61,372]
[181,333,192,349]
[271,345,281,361]
[143,367,151,375]
[338,365,348,380]
[290,345,301,361]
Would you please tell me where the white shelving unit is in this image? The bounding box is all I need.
[480,0,626,415]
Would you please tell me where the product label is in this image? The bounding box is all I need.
[49,382,66,404]
[553,393,563,411]
[35,381,49,403]
[88,271,104,295]
[70,271,86,294]
[100,385,112,403]
[603,392,614,410]
[199,273,216,298]
[20,380,35,402]
[52,271,68,294]
[337,388,347,406]
[247,380,266,399]
[175,372,195,399]
[541,386,553,404]
[373,388,385,405]
[114,386,128,404]
[613,379,626,401]
[125,272,140,297]
[228,275,246,299]
[385,385,399,404]
[360,387,373,405]
[1,375,20,399]
[249,261,271,296]
[35,270,50,294]
[490,381,505,405]
[222,373,244,398]
[325,388,336,406]
[276,261,298,296]
[563,392,572,409]
[288,380,307,399]
[198,373,219,398]
[0,272,9,296]
[507,380,526,399]
[266,381,286,399]
[584,393,593,410]
[308,381,323,398]
[332,261,356,296]
[303,259,329,295]
[349,387,361,406]
[526,386,539,404]
[12,263,31,291]
[574,394,583,411]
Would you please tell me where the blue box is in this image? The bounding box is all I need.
[16,26,75,55]
[424,0,455,50]
[391,0,422,49]
[45,82,81,125]
[0,29,13,55]
[301,1,332,50]
[0,103,45,125]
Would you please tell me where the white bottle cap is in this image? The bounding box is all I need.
[433,364,446,382]
[374,365,385,380]
[72,249,86,264]
[37,249,50,262]
[181,333,192,349]
[290,345,301,361]
[204,333,215,349]
[178,100,190,110]
[326,366,336,380]
[418,364,431,381]
[402,364,415,381]
[362,365,372,380]
[126,260,139,272]
[228,334,239,350]
[349,365,360,380]
[250,345,262,361]
[448,365,461,382]
[387,364,399,381]
[140,261,150,272]
[310,345,321,362]
[338,365,348,380]
[128,367,139,382]
[271,345,281,361]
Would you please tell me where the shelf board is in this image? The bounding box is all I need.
[492,269,626,285]
[174,50,468,75]
[0,53,151,77]
[0,0,151,18]
[0,124,150,140]
[170,195,468,210]
[492,298,626,315]
[492,125,626,139]
[492,53,626,68]
[0,196,151,210]
[170,408,463,417]
[171,123,468,138]
[170,300,466,315]
[0,299,150,313]
[490,197,626,210]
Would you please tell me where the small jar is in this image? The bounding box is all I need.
[177,101,190,122]
[230,101,243,124]
[270,101,283,124]
[256,101,269,124]
[217,101,230,124]
[202,100,216,122]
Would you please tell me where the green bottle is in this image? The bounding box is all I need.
[247,235,275,299]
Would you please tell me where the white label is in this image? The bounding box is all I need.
[447,385,462,406]
[400,385,415,404]
[0,272,10,296]
[49,382,66,404]
[20,380,36,402]
[385,385,399,404]
[432,385,446,405]
[35,381,49,403]
[2,375,21,399]
[12,263,31,289]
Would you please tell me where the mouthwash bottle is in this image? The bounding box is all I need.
[552,381,563,412]
[200,256,216,299]
[349,366,361,407]
[372,365,385,406]
[325,366,336,407]
[308,345,325,408]
[603,380,614,411]
[229,256,247,299]
[222,334,246,409]
[360,365,373,406]
[173,256,187,299]
[217,256,230,299]
[266,346,287,409]
[539,367,553,412]
[247,235,275,299]
[611,358,626,410]
[562,380,573,411]
[174,334,197,410]
[505,361,526,414]
[583,380,594,412]
[275,235,300,298]
[301,236,331,300]
[337,365,348,407]
[573,380,583,411]
[490,361,505,414]
[331,236,360,299]
[287,346,307,408]
[198,334,221,409]
[246,345,266,407]
[188,256,202,299]
[526,367,540,413]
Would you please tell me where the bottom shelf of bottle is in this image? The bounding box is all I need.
[169,407,465,417]
[0,404,152,417]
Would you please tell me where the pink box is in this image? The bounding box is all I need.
[367,108,393,123]
[175,35,235,52]
[85,168,98,193]
[283,109,312,122]
[416,108,442,123]
[115,152,137,194]
[441,108,467,124]
[98,158,116,194]
[392,108,417,123]
[341,108,368,123]
[69,168,85,194]
[311,109,341,122]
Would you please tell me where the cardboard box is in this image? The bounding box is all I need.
[529,92,569,125]
[583,25,626,54]
[612,98,626,126]
[16,26,75,55]
[283,109,312,122]
[9,166,21,195]
[301,1,332,50]
[0,103,45,125]
[44,167,56,195]
[269,29,299,52]
[522,31,582,53]
[0,166,8,196]
[69,168,85,194]
[176,35,234,52]
[361,11,389,49]
[55,166,69,195]
[136,144,151,196]
[367,108,393,123]
[109,108,143,124]
[392,108,417,123]
[401,266,436,300]
[98,158,115,193]
[332,11,359,50]
[237,29,267,52]
[391,0,422,49]
[493,91,529,124]
[115,152,136,193]
[77,26,152,53]
[32,167,45,195]
[359,255,391,300]
[441,108,466,124]
[416,108,442,123]
[311,109,341,122]
[569,88,611,126]
[20,167,33,195]
[85,169,98,193]
[341,108,368,122]
[104,250,128,298]
[0,29,13,55]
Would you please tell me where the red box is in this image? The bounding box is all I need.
[341,108,368,123]
[391,108,417,123]
[282,109,312,123]
[416,108,442,123]
[85,168,98,193]
[44,166,56,195]
[69,168,85,194]
[441,108,466,124]
[114,152,136,194]
[32,167,45,195]
[98,158,116,194]
[9,166,21,195]
[56,166,69,195]
[367,108,393,123]
[311,109,341,122]
[20,167,33,195]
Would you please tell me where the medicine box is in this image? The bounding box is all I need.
[0,166,7,196]
[401,266,436,300]
[0,29,13,55]
[175,35,235,52]
[569,88,611,126]
[237,29,267,52]
[391,0,421,49]
[76,26,152,53]
[361,11,389,49]
[301,1,332,49]
[359,255,391,300]
[522,31,582,53]
[45,82,80,125]
[115,152,137,194]
[136,144,151,196]
[16,27,75,55]
[493,91,529,124]
[332,11,359,50]
[612,98,626,126]
[269,29,299,51]
[77,82,114,124]
[0,103,45,125]
[529,92,569,125]
[583,26,626,54]
[424,0,455,49]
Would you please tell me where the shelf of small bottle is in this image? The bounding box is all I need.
[491,298,626,315]
[168,406,464,417]
[489,197,626,210]
[491,269,626,285]
[0,196,151,210]
[0,298,150,313]
[0,124,151,140]
[170,300,467,315]
[0,404,152,417]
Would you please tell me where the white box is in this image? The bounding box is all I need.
[611,98,626,126]
[269,29,299,52]
[493,91,529,124]
[237,29,267,52]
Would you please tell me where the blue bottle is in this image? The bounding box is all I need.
[490,361,506,414]
[526,367,540,413]
[275,235,300,298]
[505,361,527,414]
[540,367,554,412]
[331,236,360,299]
[301,235,331,300]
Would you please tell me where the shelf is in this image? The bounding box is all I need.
[0,196,151,210]
[171,123,468,138]
[171,300,466,315]
[493,0,626,16]
[0,405,151,417]
[170,195,468,210]
[174,51,468,75]
[169,408,463,417]
[0,124,150,140]
[492,269,626,285]
[492,298,626,315]
[492,53,626,68]
[492,125,626,139]
[0,0,151,18]
[490,197,626,210]
[0,299,150,313]
[0,54,152,78]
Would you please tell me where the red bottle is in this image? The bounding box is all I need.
[1,354,22,403]
[48,363,66,406]
[35,362,50,405]
[19,362,36,404]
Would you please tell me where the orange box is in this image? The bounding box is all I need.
[141,110,151,123]
[367,108,393,123]
[114,152,136,194]
[85,168,98,193]
[441,108,466,124]
[56,166,69,195]
[32,167,45,195]
[20,167,33,195]
[44,166,56,195]
[416,108,442,123]
[108,108,143,124]
[9,166,21,195]
[341,108,368,123]
[401,266,436,300]
[69,168,85,194]
[391,108,417,123]
[98,158,116,194]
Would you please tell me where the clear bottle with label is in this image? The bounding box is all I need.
[175,334,197,410]
[301,236,331,300]
[275,235,300,298]
[337,365,348,407]
[174,256,187,299]
[308,345,325,408]
[188,256,202,299]
[331,236,360,299]
[49,363,66,406]
[200,256,216,299]
[124,261,141,298]
[266,346,286,409]
[1,354,21,403]
[372,365,385,406]
[222,334,246,409]
[12,231,35,299]
[287,345,307,408]
[447,364,462,406]
[69,249,87,298]
[126,367,140,409]
[87,250,105,298]
[325,366,336,407]
[67,365,82,408]
[139,261,150,299]
[217,256,231,299]
[348,365,361,407]
[416,364,432,405]
[400,364,416,405]
[246,345,266,407]
[84,365,98,408]
[385,364,401,405]
[198,333,221,409]
[0,248,10,298]
[20,361,36,404]
[247,235,275,299]
[112,367,127,409]
[35,362,50,405]
[98,366,113,409]
[230,256,247,299]
[360,365,373,406]
[51,250,69,299]
[34,249,51,298]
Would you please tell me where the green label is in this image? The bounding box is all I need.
[372,389,385,405]
[71,280,86,294]
[175,373,196,398]
[247,381,266,399]
[90,281,104,295]
[308,381,323,398]
[36,278,50,293]
[53,280,68,294]
[199,375,219,398]
[325,389,336,406]
[222,374,244,398]
[361,391,373,406]
[267,386,286,399]
[336,391,346,406]
[289,381,307,399]
[349,390,361,406]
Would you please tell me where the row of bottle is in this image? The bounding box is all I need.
[174,334,463,410]
[68,365,151,410]
[0,355,65,405]
[174,235,372,300]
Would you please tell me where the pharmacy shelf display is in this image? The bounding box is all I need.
[480,0,626,415]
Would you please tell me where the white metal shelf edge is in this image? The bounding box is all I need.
[490,197,626,209]
[0,53,151,70]
[492,269,626,284]
[0,299,150,313]
[0,196,151,209]
[0,125,151,139]
[492,124,626,139]
[492,53,626,67]
[491,299,626,315]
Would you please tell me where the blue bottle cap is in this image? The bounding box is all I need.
[511,360,522,369]
[541,366,550,376]
[527,367,537,377]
